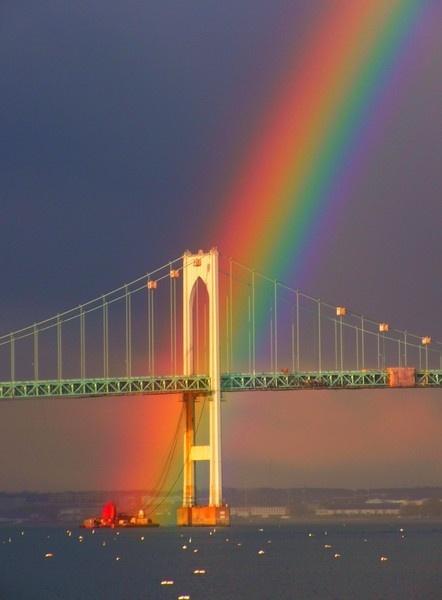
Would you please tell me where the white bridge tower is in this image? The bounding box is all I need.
[177,248,230,526]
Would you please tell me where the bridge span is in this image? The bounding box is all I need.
[0,369,441,400]
[1,249,441,526]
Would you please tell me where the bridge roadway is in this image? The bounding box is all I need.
[0,370,441,400]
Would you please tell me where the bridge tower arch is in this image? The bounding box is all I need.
[177,248,230,526]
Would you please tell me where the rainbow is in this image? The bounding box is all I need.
[124,2,431,494]
[206,1,435,487]
[213,0,426,285]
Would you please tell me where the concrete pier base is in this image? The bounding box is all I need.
[177,505,230,527]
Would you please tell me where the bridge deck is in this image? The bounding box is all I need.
[223,370,442,391]
[0,370,440,400]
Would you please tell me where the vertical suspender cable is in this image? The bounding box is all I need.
[248,295,251,372]
[151,285,155,375]
[355,326,359,370]
[169,263,179,373]
[196,281,199,373]
[57,315,62,380]
[102,299,108,378]
[33,324,39,380]
[125,286,129,376]
[147,282,151,374]
[269,306,273,372]
[334,319,338,370]
[80,305,86,379]
[129,290,132,376]
[10,334,15,382]
[361,316,365,370]
[398,339,401,367]
[291,309,295,372]
[169,267,173,372]
[377,332,380,369]
[317,299,322,372]
[251,271,256,373]
[340,316,344,371]
[125,285,132,378]
[296,289,300,371]
[229,258,233,371]
[382,333,385,369]
[173,274,177,374]
[404,331,407,366]
[226,295,230,372]
[274,280,278,372]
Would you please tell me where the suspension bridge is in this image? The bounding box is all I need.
[1,249,440,525]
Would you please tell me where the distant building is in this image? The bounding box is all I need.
[316,508,400,517]
[366,498,425,506]
[231,506,289,519]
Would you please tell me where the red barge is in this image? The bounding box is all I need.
[82,502,159,529]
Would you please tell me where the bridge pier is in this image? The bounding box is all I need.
[177,249,230,526]
[182,393,196,508]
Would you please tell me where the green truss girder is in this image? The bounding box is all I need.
[222,370,442,391]
[221,371,388,391]
[0,375,211,400]
[415,370,442,387]
[0,370,440,400]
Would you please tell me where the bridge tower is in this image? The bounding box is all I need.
[177,248,230,526]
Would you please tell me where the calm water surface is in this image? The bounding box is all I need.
[1,523,441,599]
